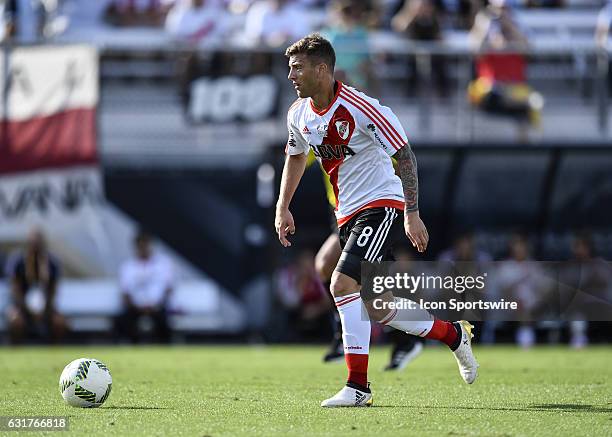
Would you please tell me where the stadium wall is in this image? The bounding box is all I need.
[103,143,612,295]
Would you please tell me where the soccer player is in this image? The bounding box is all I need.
[312,153,424,370]
[275,34,479,407]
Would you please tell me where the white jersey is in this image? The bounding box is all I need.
[119,253,174,308]
[286,81,407,226]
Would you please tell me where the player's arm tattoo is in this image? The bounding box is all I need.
[395,145,419,212]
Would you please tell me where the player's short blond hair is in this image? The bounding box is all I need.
[285,33,336,71]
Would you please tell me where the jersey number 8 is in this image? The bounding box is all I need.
[356,226,374,247]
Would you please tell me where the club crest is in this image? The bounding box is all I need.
[335,120,350,140]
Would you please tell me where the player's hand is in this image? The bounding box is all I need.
[275,207,295,247]
[404,211,429,253]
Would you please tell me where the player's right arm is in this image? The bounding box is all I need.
[275,153,307,247]
[275,106,309,247]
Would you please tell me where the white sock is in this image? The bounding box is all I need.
[335,292,371,354]
[379,297,435,337]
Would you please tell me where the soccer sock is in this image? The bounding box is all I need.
[335,292,370,388]
[424,319,461,350]
[379,298,460,350]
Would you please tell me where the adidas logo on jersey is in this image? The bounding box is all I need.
[302,126,311,134]
[312,144,355,160]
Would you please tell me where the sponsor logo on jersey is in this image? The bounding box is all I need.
[302,126,311,134]
[311,143,356,160]
[317,123,328,136]
[367,124,389,151]
[335,120,350,140]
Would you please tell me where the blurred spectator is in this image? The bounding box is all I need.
[455,0,480,30]
[36,0,70,39]
[596,0,612,48]
[274,250,332,341]
[0,0,18,40]
[596,0,612,92]
[244,0,312,47]
[468,0,544,140]
[1,0,58,42]
[559,232,612,349]
[438,232,492,336]
[104,0,171,27]
[392,0,443,43]
[496,233,551,348]
[391,0,449,97]
[438,232,492,263]
[4,229,67,344]
[165,0,230,44]
[116,230,174,343]
[322,0,372,91]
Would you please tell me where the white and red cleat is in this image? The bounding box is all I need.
[452,320,479,384]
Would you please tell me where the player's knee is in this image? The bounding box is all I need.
[315,236,341,282]
[330,271,359,298]
[315,252,334,282]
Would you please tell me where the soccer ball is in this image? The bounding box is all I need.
[59,358,112,408]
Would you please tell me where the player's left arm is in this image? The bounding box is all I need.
[394,144,429,253]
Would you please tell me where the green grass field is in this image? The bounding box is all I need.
[0,345,611,436]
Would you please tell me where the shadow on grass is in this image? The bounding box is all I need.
[101,406,170,410]
[529,404,612,413]
[371,404,612,413]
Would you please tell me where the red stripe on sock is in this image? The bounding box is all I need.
[336,296,361,307]
[336,293,361,307]
[346,353,368,387]
[424,319,458,347]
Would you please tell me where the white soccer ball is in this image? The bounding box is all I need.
[59,358,112,408]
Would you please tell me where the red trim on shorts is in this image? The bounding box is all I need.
[337,199,404,227]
